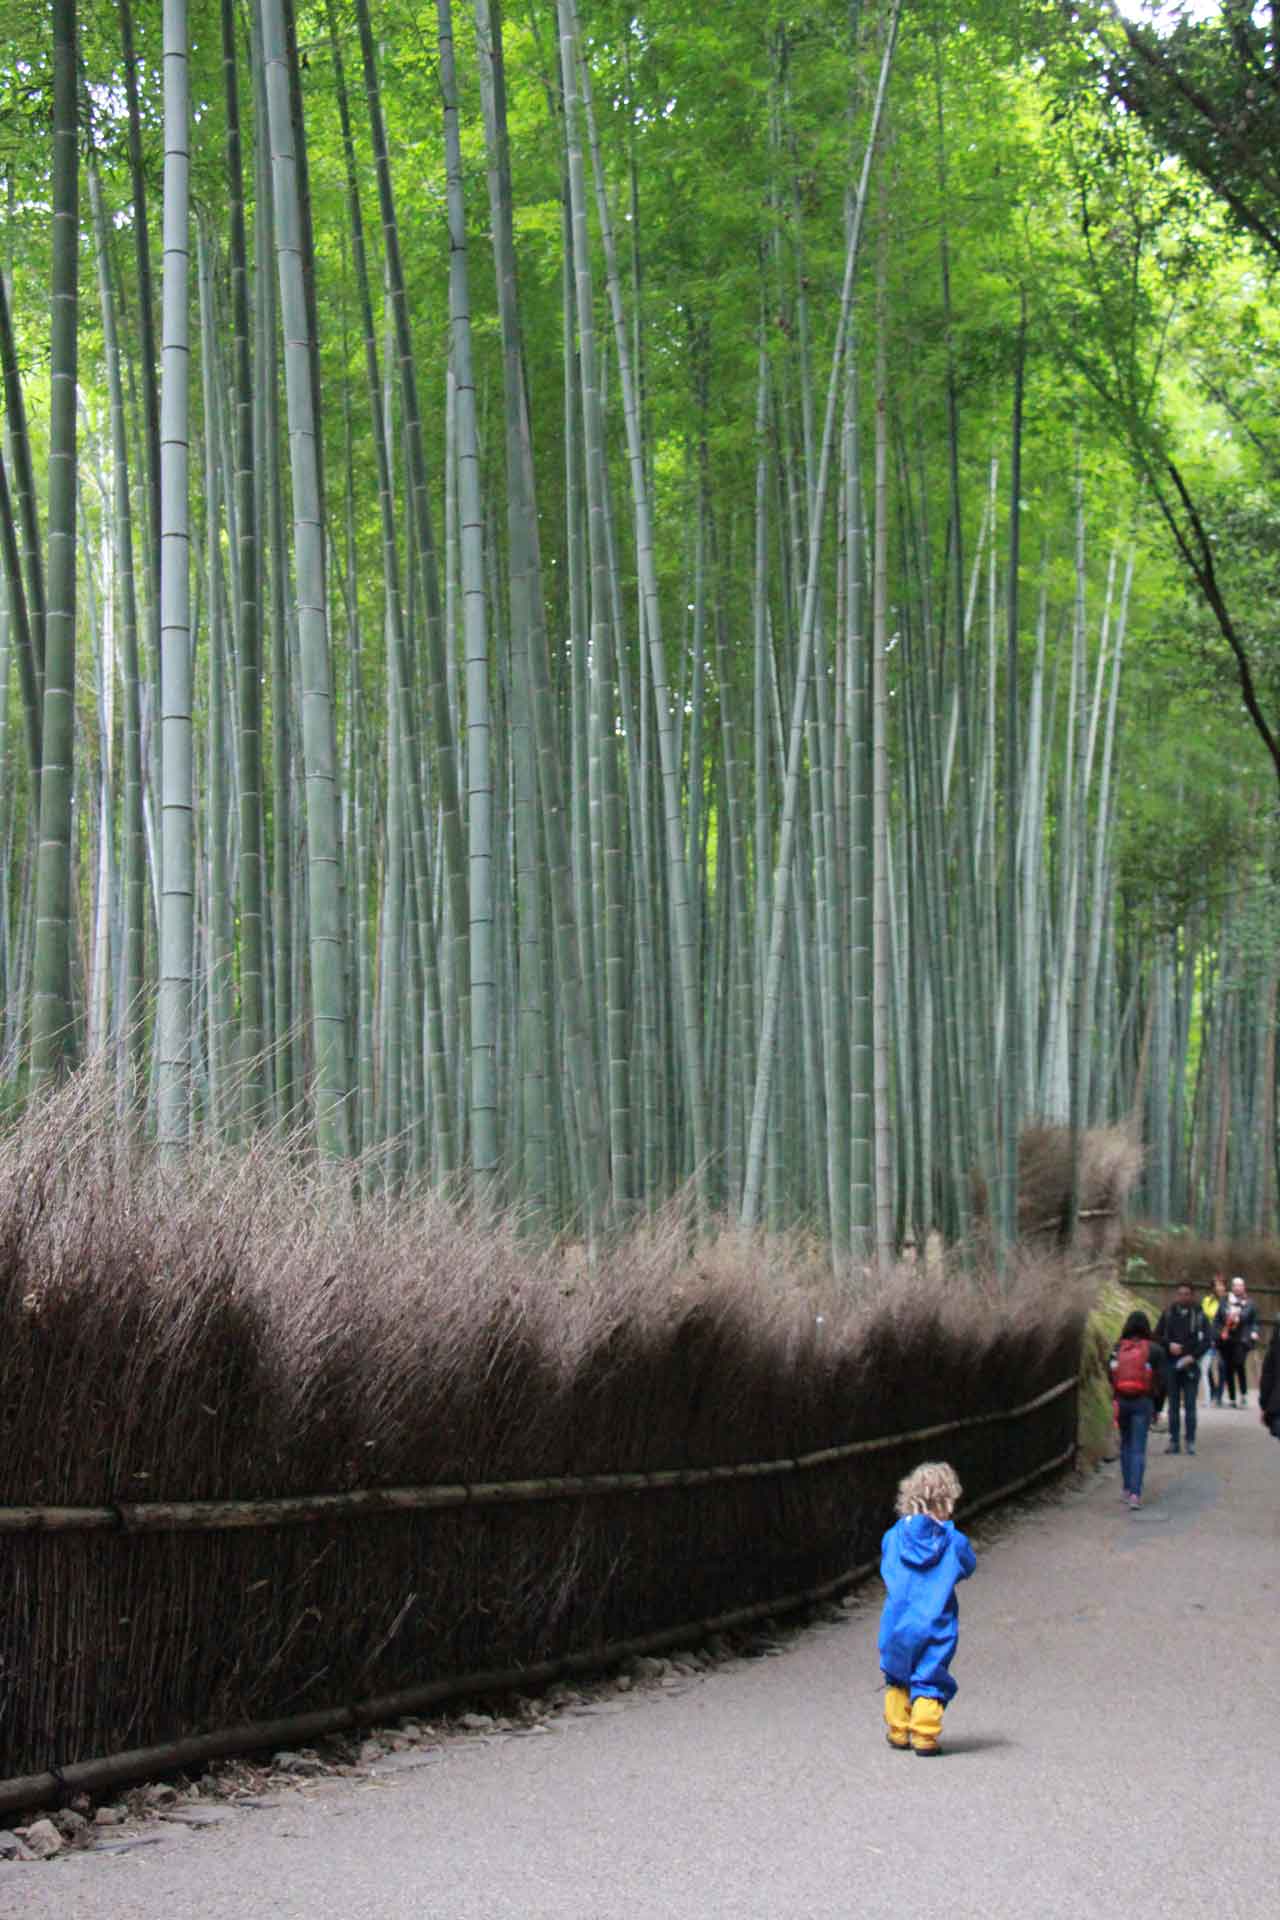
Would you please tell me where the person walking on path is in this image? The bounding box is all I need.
[1259,1316,1280,1440]
[1217,1276,1259,1409]
[1154,1282,1209,1455]
[1201,1273,1228,1404]
[1109,1310,1166,1509]
[878,1461,976,1757]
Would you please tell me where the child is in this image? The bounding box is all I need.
[878,1460,976,1756]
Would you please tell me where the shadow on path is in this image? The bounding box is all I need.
[923,1733,1015,1756]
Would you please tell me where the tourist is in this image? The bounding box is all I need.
[1217,1276,1260,1409]
[1154,1282,1210,1455]
[1109,1310,1166,1509]
[1201,1272,1228,1405]
[878,1461,976,1757]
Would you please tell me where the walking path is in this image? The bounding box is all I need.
[9,1401,1279,1920]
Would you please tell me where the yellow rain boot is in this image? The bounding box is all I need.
[909,1694,944,1756]
[883,1685,911,1750]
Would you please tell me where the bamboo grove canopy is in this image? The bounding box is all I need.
[0,0,1275,1252]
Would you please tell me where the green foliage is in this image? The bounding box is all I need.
[1098,1,1280,270]
[1113,690,1268,931]
[0,0,1274,1225]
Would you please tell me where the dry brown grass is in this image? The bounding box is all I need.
[973,1123,1144,1258]
[0,1076,1089,1780]
[1118,1226,1280,1307]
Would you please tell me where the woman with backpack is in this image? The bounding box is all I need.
[1109,1311,1167,1511]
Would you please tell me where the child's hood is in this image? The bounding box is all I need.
[897,1514,951,1568]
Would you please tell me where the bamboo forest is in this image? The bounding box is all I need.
[0,0,1276,1258]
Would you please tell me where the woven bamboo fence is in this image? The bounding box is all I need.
[0,1366,1078,1812]
[0,1088,1094,1814]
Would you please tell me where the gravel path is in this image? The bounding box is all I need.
[8,1401,1279,1920]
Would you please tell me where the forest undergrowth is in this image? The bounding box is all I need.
[0,1073,1089,1779]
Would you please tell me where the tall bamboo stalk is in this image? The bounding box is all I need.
[157,0,193,1153]
[31,0,79,1088]
[567,0,708,1213]
[740,0,901,1231]
[260,0,350,1156]
[438,0,497,1188]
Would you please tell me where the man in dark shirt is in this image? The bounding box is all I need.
[1155,1282,1210,1455]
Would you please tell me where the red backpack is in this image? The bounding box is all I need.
[1114,1338,1154,1397]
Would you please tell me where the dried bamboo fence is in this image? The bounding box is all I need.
[0,1373,1077,1813]
[0,1088,1094,1814]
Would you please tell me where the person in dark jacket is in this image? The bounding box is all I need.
[1154,1283,1210,1456]
[1217,1276,1260,1409]
[1259,1318,1280,1440]
[879,1460,976,1757]
[1109,1310,1166,1509]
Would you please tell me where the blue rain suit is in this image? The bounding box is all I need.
[877,1514,976,1703]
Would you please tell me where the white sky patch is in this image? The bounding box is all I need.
[1112,0,1243,22]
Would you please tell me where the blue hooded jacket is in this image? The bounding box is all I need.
[877,1514,977,1702]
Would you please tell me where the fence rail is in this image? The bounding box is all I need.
[0,1377,1077,1537]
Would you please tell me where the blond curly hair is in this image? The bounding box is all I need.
[895,1460,962,1519]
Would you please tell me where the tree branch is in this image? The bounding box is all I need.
[1150,456,1280,792]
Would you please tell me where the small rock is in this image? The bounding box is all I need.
[370,1750,432,1776]
[0,1830,35,1861]
[459,1712,494,1731]
[386,1736,412,1752]
[159,1807,232,1829]
[21,1820,63,1860]
[144,1784,178,1808]
[51,1808,88,1839]
[69,1794,92,1815]
[93,1807,124,1827]
[356,1741,383,1765]
[399,1720,425,1741]
[271,1751,324,1777]
[615,1674,633,1691]
[627,1655,669,1680]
